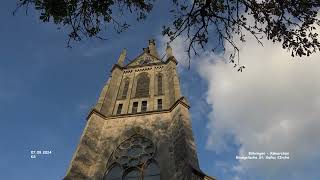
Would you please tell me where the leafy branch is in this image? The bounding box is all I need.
[163,0,320,70]
[15,0,154,47]
[14,0,320,70]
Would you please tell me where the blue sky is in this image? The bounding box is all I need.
[0,1,234,180]
[1,1,320,180]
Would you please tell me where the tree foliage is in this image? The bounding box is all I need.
[15,0,320,68]
[15,0,154,45]
[164,0,320,69]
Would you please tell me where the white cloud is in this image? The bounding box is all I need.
[165,29,320,179]
[198,35,320,179]
[158,36,192,68]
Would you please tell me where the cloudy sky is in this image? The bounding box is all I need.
[1,1,320,180]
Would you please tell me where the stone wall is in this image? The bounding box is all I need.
[65,44,214,179]
[97,58,181,117]
[64,115,104,180]
[64,101,207,180]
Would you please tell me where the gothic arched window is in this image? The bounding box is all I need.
[103,135,160,180]
[157,74,163,95]
[135,73,149,98]
[143,161,160,180]
[104,164,122,180]
[123,168,140,180]
[121,80,130,99]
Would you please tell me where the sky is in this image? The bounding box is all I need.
[0,1,320,180]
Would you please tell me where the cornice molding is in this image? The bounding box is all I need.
[110,55,179,72]
[125,51,162,67]
[86,96,190,120]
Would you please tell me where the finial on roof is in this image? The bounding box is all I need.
[148,39,155,45]
[148,39,159,58]
[166,42,173,58]
[117,48,126,66]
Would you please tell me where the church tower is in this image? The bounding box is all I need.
[64,40,215,180]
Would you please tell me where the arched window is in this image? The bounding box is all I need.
[157,74,163,95]
[123,168,140,180]
[143,161,160,180]
[122,80,129,99]
[104,135,159,180]
[135,73,149,97]
[104,164,122,180]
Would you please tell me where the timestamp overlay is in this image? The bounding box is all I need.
[30,150,53,159]
[236,152,290,160]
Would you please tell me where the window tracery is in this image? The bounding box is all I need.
[104,135,160,180]
[135,73,149,98]
[104,164,122,180]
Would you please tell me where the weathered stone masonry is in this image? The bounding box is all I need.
[64,40,216,180]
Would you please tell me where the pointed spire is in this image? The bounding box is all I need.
[166,42,173,58]
[148,39,159,58]
[117,48,127,66]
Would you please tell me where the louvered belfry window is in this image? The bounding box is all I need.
[116,104,123,115]
[132,102,138,114]
[157,99,162,110]
[135,73,149,98]
[141,101,147,112]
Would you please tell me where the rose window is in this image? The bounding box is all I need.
[103,135,160,180]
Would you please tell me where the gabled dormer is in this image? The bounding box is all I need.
[126,39,163,67]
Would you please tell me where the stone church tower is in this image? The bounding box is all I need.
[64,40,215,180]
